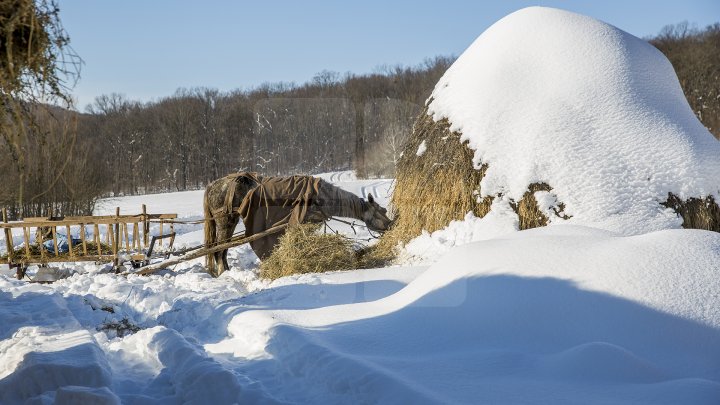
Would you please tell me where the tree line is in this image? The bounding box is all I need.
[1,22,718,219]
[649,22,720,139]
[79,57,451,195]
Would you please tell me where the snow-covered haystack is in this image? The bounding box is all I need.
[387,6,720,245]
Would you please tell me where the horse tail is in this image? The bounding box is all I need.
[203,189,217,273]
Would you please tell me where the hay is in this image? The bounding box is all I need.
[510,183,571,230]
[376,106,491,257]
[260,223,359,280]
[663,193,720,232]
[2,241,113,260]
[510,183,552,230]
[380,106,720,254]
[378,106,558,257]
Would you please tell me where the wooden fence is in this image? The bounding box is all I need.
[0,205,177,279]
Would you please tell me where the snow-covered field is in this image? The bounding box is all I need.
[0,172,407,404]
[2,172,719,404]
[2,6,720,405]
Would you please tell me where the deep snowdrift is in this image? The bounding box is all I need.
[210,226,720,404]
[428,6,720,235]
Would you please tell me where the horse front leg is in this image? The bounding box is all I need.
[223,216,242,275]
[209,217,225,277]
[216,216,238,276]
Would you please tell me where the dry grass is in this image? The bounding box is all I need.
[663,193,720,232]
[510,183,552,230]
[379,106,557,258]
[2,241,113,260]
[376,107,491,257]
[377,107,720,261]
[260,223,363,280]
[509,183,571,230]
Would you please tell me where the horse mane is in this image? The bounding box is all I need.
[316,179,367,220]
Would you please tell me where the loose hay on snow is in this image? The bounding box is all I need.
[260,223,364,280]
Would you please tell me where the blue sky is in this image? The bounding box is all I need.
[59,0,719,110]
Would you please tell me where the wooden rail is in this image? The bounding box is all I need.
[129,223,288,276]
[1,206,177,279]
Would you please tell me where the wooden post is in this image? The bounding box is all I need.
[51,226,59,256]
[94,223,101,255]
[38,226,46,261]
[123,222,130,252]
[108,224,115,254]
[66,225,74,257]
[3,209,14,266]
[133,222,139,250]
[80,224,88,256]
[159,221,164,248]
[113,207,120,269]
[22,227,30,258]
[142,204,149,249]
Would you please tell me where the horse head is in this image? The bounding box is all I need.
[362,194,393,232]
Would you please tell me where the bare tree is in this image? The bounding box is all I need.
[0,0,81,216]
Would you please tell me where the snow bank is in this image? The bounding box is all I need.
[0,280,114,404]
[211,226,720,403]
[403,197,518,262]
[429,6,720,235]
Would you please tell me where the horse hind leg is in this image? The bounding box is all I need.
[205,224,218,277]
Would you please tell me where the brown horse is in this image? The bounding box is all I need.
[203,172,392,276]
[203,172,263,276]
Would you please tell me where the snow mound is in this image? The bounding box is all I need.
[403,198,519,262]
[429,6,720,235]
[211,227,720,403]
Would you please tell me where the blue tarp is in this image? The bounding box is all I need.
[42,235,83,254]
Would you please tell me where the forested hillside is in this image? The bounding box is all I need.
[78,56,452,196]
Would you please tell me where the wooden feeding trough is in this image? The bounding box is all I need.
[0,205,177,280]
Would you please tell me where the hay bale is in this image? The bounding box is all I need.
[260,223,359,280]
[381,107,720,252]
[663,194,720,232]
[388,107,491,238]
[377,106,556,254]
[380,8,720,250]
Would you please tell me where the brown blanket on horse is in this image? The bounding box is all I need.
[238,175,328,259]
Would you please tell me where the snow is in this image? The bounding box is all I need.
[1,7,720,404]
[2,168,720,403]
[403,197,519,263]
[205,226,720,404]
[428,6,720,235]
[416,140,427,156]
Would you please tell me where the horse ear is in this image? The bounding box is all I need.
[367,194,375,204]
